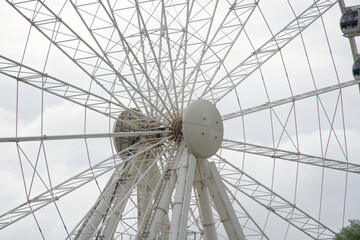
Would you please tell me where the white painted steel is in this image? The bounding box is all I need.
[100,163,160,239]
[146,170,176,240]
[222,79,360,121]
[193,168,218,240]
[183,99,223,158]
[1,0,358,239]
[221,139,360,174]
[75,164,130,240]
[0,131,170,143]
[198,159,246,240]
[217,155,336,239]
[201,0,339,102]
[169,152,196,240]
[0,139,168,230]
[143,145,188,239]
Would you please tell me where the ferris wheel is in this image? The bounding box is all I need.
[1,0,360,239]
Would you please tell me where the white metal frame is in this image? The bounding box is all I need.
[0,0,359,239]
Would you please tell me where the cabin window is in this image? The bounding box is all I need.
[341,11,358,29]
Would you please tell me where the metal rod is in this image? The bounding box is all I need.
[0,130,170,142]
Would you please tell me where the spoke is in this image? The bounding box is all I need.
[71,0,175,120]
[160,0,179,113]
[108,0,178,119]
[221,139,360,174]
[222,79,360,121]
[180,0,192,115]
[6,0,123,103]
[0,137,170,230]
[6,0,171,123]
[216,155,336,240]
[201,0,338,102]
[132,0,176,117]
[183,0,258,104]
[0,55,168,127]
[0,130,170,143]
[68,0,150,116]
[184,0,219,105]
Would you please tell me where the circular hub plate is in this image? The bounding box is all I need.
[183,99,223,158]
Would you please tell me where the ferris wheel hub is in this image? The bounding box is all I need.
[183,99,223,158]
[172,118,183,142]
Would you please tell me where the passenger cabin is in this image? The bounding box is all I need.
[340,7,360,37]
[353,58,360,80]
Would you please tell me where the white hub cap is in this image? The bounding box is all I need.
[183,99,224,158]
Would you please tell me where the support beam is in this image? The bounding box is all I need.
[135,144,182,240]
[169,152,196,240]
[100,156,161,239]
[99,178,133,240]
[145,170,177,239]
[0,138,169,230]
[137,160,162,227]
[87,147,173,239]
[198,158,246,240]
[137,145,188,240]
[193,165,218,240]
[74,162,133,240]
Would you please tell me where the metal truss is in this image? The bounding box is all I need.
[69,0,177,118]
[0,55,165,126]
[201,0,339,102]
[137,143,186,239]
[221,139,360,174]
[223,183,270,240]
[71,142,175,240]
[179,0,259,106]
[71,0,260,112]
[1,0,357,239]
[5,0,171,121]
[222,79,360,121]
[0,138,170,230]
[216,156,336,240]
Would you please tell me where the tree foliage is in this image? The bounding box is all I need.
[335,219,360,240]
